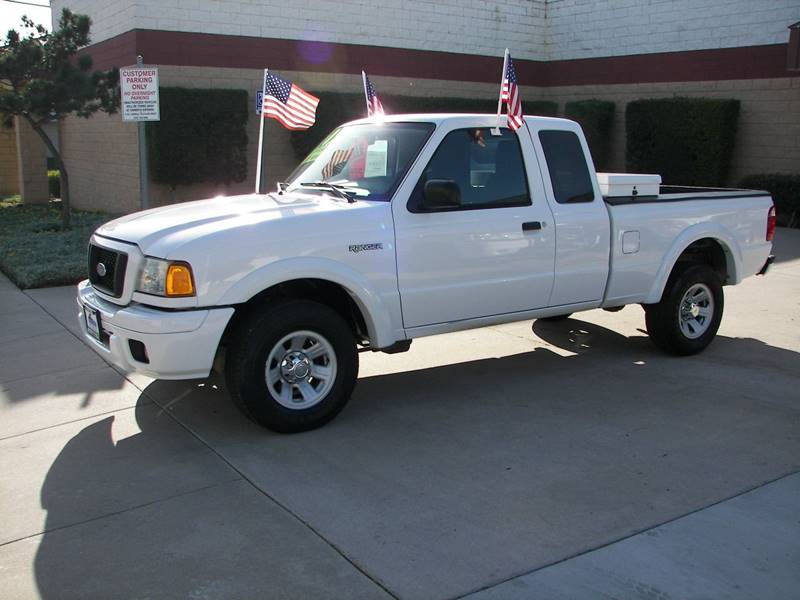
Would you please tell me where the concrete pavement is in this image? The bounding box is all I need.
[468,472,800,599]
[0,228,798,599]
[0,273,391,600]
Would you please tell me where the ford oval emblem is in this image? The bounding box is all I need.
[96,262,107,277]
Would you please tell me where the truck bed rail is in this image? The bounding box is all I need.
[604,186,770,206]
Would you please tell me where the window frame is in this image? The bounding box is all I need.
[407,127,532,214]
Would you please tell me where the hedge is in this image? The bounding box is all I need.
[564,99,615,171]
[626,97,740,186]
[147,87,249,188]
[290,93,558,159]
[739,173,800,228]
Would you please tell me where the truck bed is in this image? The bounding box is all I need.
[602,186,773,307]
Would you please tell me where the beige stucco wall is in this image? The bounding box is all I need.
[59,112,140,214]
[14,118,49,204]
[0,124,20,197]
[540,76,800,184]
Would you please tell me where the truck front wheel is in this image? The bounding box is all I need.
[645,264,724,356]
[225,300,359,433]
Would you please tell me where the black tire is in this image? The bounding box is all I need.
[645,263,724,356]
[538,313,573,322]
[225,299,359,433]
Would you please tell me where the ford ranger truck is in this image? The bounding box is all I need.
[78,114,776,432]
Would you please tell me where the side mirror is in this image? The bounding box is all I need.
[422,179,461,210]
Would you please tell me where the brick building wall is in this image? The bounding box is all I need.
[51,0,799,213]
[544,0,797,59]
[62,0,548,59]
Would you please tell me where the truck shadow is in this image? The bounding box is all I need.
[772,227,800,265]
[31,322,800,598]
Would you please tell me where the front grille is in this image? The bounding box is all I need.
[88,244,128,298]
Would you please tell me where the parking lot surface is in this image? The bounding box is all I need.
[1,229,798,599]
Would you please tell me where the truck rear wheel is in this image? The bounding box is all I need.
[645,264,723,356]
[225,300,358,433]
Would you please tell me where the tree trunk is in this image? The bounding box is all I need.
[23,115,71,229]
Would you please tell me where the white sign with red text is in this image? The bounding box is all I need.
[121,66,160,122]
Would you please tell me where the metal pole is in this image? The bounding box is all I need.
[137,55,150,210]
[362,70,370,116]
[255,69,268,194]
[491,48,510,136]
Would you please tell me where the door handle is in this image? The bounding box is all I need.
[522,221,542,232]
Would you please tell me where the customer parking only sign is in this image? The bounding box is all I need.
[121,66,160,121]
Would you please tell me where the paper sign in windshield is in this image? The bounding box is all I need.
[364,140,388,177]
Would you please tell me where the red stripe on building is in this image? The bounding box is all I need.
[82,29,797,86]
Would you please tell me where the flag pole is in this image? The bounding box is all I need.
[491,48,509,136]
[255,69,268,193]
[361,70,370,116]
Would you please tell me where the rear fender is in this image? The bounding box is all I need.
[645,224,741,304]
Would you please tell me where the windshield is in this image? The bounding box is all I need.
[285,122,435,201]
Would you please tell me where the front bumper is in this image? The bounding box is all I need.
[77,280,234,380]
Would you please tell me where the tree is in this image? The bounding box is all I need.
[0,9,118,228]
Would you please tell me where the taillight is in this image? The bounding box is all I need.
[766,205,776,242]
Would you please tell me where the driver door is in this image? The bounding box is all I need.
[392,121,556,329]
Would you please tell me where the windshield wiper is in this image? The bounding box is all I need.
[299,182,356,203]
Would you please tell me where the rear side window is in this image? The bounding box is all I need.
[410,128,530,211]
[538,130,595,203]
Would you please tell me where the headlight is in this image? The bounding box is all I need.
[137,258,195,297]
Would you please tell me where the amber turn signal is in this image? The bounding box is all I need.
[165,263,195,297]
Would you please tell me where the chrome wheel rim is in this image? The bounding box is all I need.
[265,330,337,410]
[678,283,714,339]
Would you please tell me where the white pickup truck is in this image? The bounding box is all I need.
[78,114,776,432]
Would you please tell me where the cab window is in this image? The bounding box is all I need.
[538,130,595,203]
[410,128,530,212]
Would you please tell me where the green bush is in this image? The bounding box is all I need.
[48,169,60,198]
[564,100,615,171]
[147,87,249,188]
[626,97,740,186]
[739,173,800,228]
[0,196,114,288]
[290,93,558,160]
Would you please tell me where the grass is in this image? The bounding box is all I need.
[0,196,115,289]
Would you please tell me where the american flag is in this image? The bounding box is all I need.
[322,148,354,179]
[362,71,384,118]
[262,71,320,131]
[500,54,523,130]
